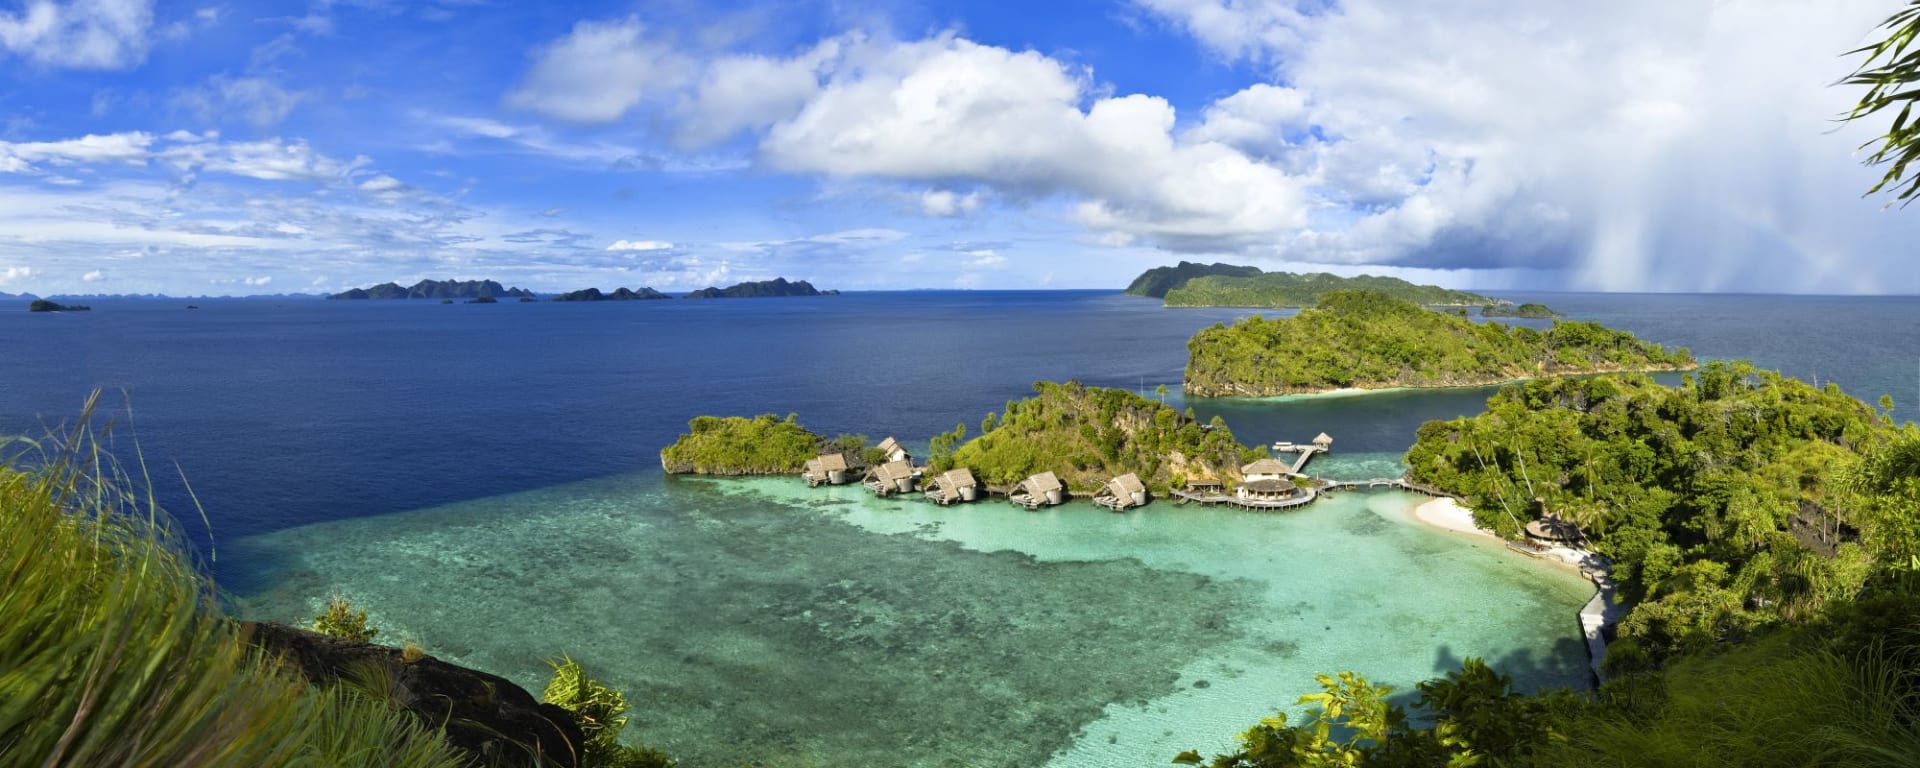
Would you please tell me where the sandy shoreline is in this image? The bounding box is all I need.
[1411,496,1494,537]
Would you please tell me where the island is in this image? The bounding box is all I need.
[926,381,1266,496]
[1482,301,1561,318]
[1162,271,1495,308]
[466,296,497,304]
[28,299,90,312]
[1183,289,1694,396]
[1123,261,1263,298]
[550,287,671,301]
[682,277,836,298]
[659,414,869,475]
[328,279,536,300]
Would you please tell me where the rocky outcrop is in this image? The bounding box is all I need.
[329,279,536,300]
[682,277,832,298]
[551,287,671,301]
[242,621,585,768]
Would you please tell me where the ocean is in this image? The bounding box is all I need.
[4,290,1915,766]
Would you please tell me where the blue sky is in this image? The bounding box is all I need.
[1,0,1916,296]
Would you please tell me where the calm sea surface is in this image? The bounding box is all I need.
[3,290,1915,766]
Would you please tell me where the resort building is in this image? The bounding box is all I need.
[1010,471,1066,509]
[864,459,917,497]
[926,467,982,506]
[1241,458,1293,483]
[1093,473,1149,511]
[1314,432,1333,451]
[877,436,912,464]
[802,453,856,487]
[1238,478,1298,503]
[1183,477,1226,497]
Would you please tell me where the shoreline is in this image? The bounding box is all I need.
[1189,363,1700,401]
[1409,496,1622,686]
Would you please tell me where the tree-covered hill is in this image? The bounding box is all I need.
[659,414,867,475]
[930,381,1267,496]
[1404,364,1909,656]
[1124,261,1264,298]
[328,279,535,300]
[1183,290,1693,396]
[1163,272,1495,308]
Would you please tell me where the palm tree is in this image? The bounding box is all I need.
[1844,2,1920,203]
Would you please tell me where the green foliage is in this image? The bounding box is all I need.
[311,594,379,642]
[659,413,845,475]
[1185,291,1692,397]
[1843,1,1920,204]
[543,656,676,768]
[1404,363,1898,655]
[945,380,1263,495]
[1481,303,1559,318]
[1164,273,1493,308]
[1125,260,1263,298]
[0,397,463,768]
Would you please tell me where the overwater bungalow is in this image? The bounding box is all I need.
[864,459,917,497]
[1314,432,1333,451]
[802,452,857,487]
[925,467,982,506]
[1238,478,1298,503]
[1092,473,1149,511]
[1241,458,1292,483]
[877,436,912,464]
[1009,471,1066,509]
[1184,478,1226,496]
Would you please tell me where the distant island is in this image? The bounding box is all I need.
[929,381,1265,496]
[1184,290,1694,396]
[550,287,671,302]
[329,279,535,300]
[1124,261,1263,298]
[1483,301,1561,318]
[682,278,837,299]
[28,299,90,312]
[1164,272,1495,308]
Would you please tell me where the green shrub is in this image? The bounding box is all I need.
[543,656,676,768]
[311,594,379,642]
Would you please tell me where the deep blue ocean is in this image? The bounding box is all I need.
[6,289,1917,767]
[4,290,1914,555]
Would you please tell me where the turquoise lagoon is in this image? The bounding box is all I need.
[231,459,1593,768]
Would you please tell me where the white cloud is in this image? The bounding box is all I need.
[920,189,981,217]
[0,132,154,170]
[81,268,104,281]
[0,265,33,285]
[506,17,691,123]
[673,40,838,147]
[243,275,270,286]
[0,0,153,69]
[1186,83,1309,159]
[357,174,403,192]
[173,75,303,128]
[606,239,673,252]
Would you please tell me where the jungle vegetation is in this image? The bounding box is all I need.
[927,380,1267,495]
[1124,260,1264,298]
[1481,302,1559,318]
[1163,273,1494,308]
[658,414,868,475]
[1184,290,1693,397]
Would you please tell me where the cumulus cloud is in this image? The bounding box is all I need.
[506,17,691,123]
[607,239,673,252]
[673,40,837,147]
[1134,0,1920,291]
[920,189,982,217]
[81,268,104,281]
[0,132,154,170]
[0,0,153,69]
[0,265,33,285]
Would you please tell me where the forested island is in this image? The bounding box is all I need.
[1124,261,1263,298]
[550,287,671,301]
[1163,272,1494,308]
[329,279,535,300]
[28,299,90,312]
[682,277,836,298]
[1183,290,1693,396]
[1179,367,1919,767]
[925,381,1265,495]
[659,414,870,475]
[1483,301,1560,318]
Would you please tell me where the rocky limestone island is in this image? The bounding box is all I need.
[328,279,536,300]
[1483,301,1562,318]
[1184,289,1695,397]
[28,299,90,312]
[550,286,671,301]
[682,277,837,298]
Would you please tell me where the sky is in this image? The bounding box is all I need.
[0,0,1916,296]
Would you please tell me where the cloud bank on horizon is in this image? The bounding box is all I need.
[0,0,1913,295]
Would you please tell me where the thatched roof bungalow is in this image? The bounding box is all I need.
[1010,471,1066,509]
[802,452,856,487]
[1314,432,1333,449]
[1524,515,1583,544]
[1239,478,1297,501]
[1093,472,1149,511]
[864,459,917,497]
[877,436,911,464]
[926,467,981,506]
[1241,458,1292,482]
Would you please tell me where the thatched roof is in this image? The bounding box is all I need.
[1018,471,1063,494]
[868,459,915,482]
[878,436,905,455]
[1185,477,1225,489]
[1241,458,1291,475]
[1524,516,1582,542]
[1104,473,1146,496]
[1314,432,1333,446]
[935,468,978,491]
[814,453,851,472]
[1243,479,1294,494]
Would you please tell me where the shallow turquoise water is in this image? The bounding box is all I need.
[231,471,1592,768]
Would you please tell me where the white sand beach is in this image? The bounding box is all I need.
[1412,496,1493,537]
